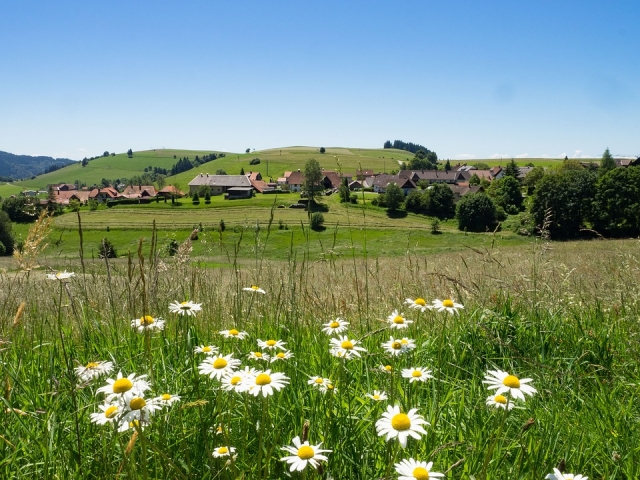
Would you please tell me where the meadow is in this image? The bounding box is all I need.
[0,212,638,479]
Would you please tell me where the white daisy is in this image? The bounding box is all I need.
[219,328,249,340]
[366,390,388,401]
[379,364,394,373]
[431,298,464,314]
[401,367,433,383]
[97,371,151,402]
[198,354,241,381]
[194,345,219,355]
[256,339,287,351]
[270,350,294,363]
[395,458,445,479]
[387,310,413,329]
[75,360,114,382]
[321,317,349,335]
[130,315,165,333]
[118,418,149,432]
[486,393,515,410]
[243,285,266,294]
[404,298,432,312]
[168,300,202,316]
[329,335,367,359]
[399,337,416,351]
[155,393,181,407]
[248,351,271,362]
[118,392,162,424]
[212,446,236,458]
[280,436,331,472]
[375,405,429,448]
[482,369,537,402]
[90,404,120,425]
[221,370,250,393]
[545,468,588,480]
[381,336,414,356]
[47,271,75,280]
[308,376,333,392]
[245,369,289,397]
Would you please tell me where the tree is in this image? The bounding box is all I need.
[99,238,117,258]
[468,173,481,186]
[456,193,498,232]
[81,157,88,167]
[192,192,200,204]
[405,190,425,213]
[338,178,350,203]
[385,183,405,212]
[504,159,520,179]
[0,210,15,255]
[127,149,133,158]
[103,151,110,157]
[424,183,455,218]
[591,166,640,236]
[488,176,523,214]
[245,148,250,153]
[523,166,545,195]
[215,169,227,175]
[319,147,326,154]
[303,158,323,207]
[599,148,616,175]
[310,212,325,230]
[240,167,245,175]
[444,160,451,172]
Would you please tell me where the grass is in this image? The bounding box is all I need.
[0,214,639,479]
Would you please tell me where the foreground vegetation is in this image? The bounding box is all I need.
[0,221,638,478]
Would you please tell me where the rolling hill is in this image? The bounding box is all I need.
[0,151,75,180]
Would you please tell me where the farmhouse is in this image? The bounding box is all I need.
[188,173,252,195]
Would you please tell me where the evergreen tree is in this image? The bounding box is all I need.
[445,160,451,172]
[599,148,616,174]
[303,158,323,206]
[240,167,245,175]
[504,159,520,179]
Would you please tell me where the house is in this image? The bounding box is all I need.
[157,185,184,199]
[89,187,119,203]
[320,170,343,189]
[285,171,304,192]
[122,185,157,199]
[188,173,252,195]
[448,183,484,200]
[614,157,640,167]
[490,166,504,180]
[226,187,254,200]
[398,170,461,184]
[348,180,363,191]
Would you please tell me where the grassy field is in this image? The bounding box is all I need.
[0,231,638,479]
[0,183,27,198]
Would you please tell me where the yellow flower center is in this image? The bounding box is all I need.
[503,375,521,388]
[341,340,354,350]
[393,316,405,324]
[330,321,340,328]
[129,420,140,428]
[297,445,315,460]
[412,466,430,479]
[213,358,228,369]
[130,397,146,410]
[251,285,260,290]
[327,384,334,390]
[180,301,187,305]
[315,378,324,384]
[266,340,277,347]
[415,298,426,306]
[105,406,118,418]
[229,329,239,336]
[202,346,212,353]
[373,394,380,400]
[442,299,455,308]
[140,315,154,325]
[384,365,392,371]
[392,341,402,349]
[254,352,263,358]
[162,394,172,401]
[494,394,507,404]
[86,362,99,369]
[217,447,228,454]
[400,339,409,345]
[230,376,242,385]
[255,373,271,386]
[277,352,285,358]
[112,378,133,393]
[391,413,411,431]
[412,370,422,377]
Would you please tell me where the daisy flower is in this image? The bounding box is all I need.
[75,360,114,382]
[401,367,433,383]
[376,405,429,448]
[47,270,75,280]
[404,298,432,312]
[168,300,202,316]
[431,298,464,314]
[400,337,416,351]
[482,369,537,402]
[243,285,266,294]
[219,328,249,340]
[486,393,515,410]
[270,350,294,363]
[119,418,149,432]
[545,468,588,480]
[395,458,445,479]
[212,446,236,458]
[257,339,287,351]
[379,364,393,373]
[382,336,414,356]
[280,436,331,472]
[97,371,151,401]
[387,310,413,329]
[90,404,120,425]
[308,376,333,392]
[221,370,250,393]
[131,315,165,333]
[321,317,349,335]
[198,354,241,381]
[155,393,181,407]
[245,369,289,397]
[119,392,162,423]
[329,335,367,359]
[194,345,218,355]
[366,390,388,401]
[248,351,271,362]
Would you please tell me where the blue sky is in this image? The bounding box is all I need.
[1,1,639,161]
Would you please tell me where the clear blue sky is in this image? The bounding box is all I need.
[1,1,639,161]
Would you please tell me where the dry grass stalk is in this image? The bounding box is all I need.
[13,210,53,271]
[12,302,26,328]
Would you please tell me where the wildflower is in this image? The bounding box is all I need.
[47,271,75,280]
[119,418,149,432]
[97,371,150,402]
[131,315,165,333]
[245,369,289,397]
[401,367,433,383]
[486,393,515,410]
[400,337,416,350]
[270,350,294,363]
[280,436,331,472]
[321,317,349,335]
[257,339,286,351]
[212,446,236,458]
[329,335,367,359]
[308,376,333,392]
[431,298,464,314]
[198,354,241,380]
[404,298,432,313]
[545,468,588,480]
[119,392,162,423]
[382,336,414,356]
[483,370,537,402]
[194,345,219,355]
[155,393,181,407]
[75,360,114,382]
[366,390,388,401]
[379,364,393,373]
[90,404,119,425]
[221,370,250,392]
[395,458,445,479]
[387,310,413,329]
[219,328,249,340]
[243,285,266,294]
[376,405,429,448]
[168,300,202,316]
[248,351,271,362]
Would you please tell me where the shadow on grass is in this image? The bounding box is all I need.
[386,209,407,219]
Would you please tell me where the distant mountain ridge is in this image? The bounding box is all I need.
[0,151,76,180]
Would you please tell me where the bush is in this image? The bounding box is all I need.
[166,239,179,256]
[219,219,226,232]
[310,212,325,231]
[249,158,261,165]
[192,192,200,205]
[349,193,358,204]
[204,192,211,204]
[456,193,498,232]
[98,238,117,258]
[0,210,15,255]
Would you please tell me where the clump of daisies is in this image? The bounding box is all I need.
[482,369,537,404]
[382,336,416,356]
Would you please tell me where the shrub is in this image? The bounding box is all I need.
[310,212,325,231]
[456,193,498,232]
[98,238,117,258]
[249,158,261,165]
[192,192,200,205]
[166,239,179,256]
[0,210,15,255]
[350,193,358,204]
[204,192,211,204]
[219,219,226,232]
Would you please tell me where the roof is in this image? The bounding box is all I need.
[398,170,460,182]
[286,171,304,185]
[248,172,262,181]
[188,174,252,188]
[250,179,271,193]
[158,185,184,195]
[226,187,254,192]
[122,185,157,198]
